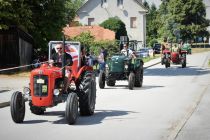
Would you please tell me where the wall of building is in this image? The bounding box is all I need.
[78,0,147,46]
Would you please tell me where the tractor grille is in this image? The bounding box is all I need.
[33,75,48,97]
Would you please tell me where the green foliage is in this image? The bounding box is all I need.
[0,0,33,31]
[71,32,118,56]
[90,40,118,56]
[0,0,78,53]
[100,17,127,40]
[71,32,95,49]
[144,2,159,47]
[157,0,210,42]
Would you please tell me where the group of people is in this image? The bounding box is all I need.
[160,37,188,54]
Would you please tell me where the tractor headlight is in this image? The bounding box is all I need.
[125,64,128,69]
[23,87,30,95]
[53,89,60,96]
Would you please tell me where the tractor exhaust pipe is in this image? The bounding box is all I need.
[62,35,66,79]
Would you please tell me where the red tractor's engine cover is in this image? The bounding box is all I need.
[171,52,179,63]
[30,64,62,107]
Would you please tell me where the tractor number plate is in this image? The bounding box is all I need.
[37,79,44,84]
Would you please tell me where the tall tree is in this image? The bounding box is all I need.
[0,0,33,30]
[157,0,209,42]
[144,1,159,47]
[27,0,76,51]
[0,0,77,52]
[167,0,210,41]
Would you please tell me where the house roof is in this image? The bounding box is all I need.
[63,25,115,41]
[77,0,148,13]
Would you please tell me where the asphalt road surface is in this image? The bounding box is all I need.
[0,52,210,140]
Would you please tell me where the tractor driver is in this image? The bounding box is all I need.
[121,43,136,58]
[161,37,170,54]
[50,43,73,93]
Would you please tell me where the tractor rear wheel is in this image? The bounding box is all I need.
[134,65,143,87]
[128,72,135,90]
[65,92,78,125]
[29,102,45,115]
[79,73,96,116]
[10,91,25,123]
[98,71,105,89]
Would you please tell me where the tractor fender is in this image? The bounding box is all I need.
[75,66,93,79]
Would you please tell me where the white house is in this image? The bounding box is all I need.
[76,0,148,46]
[204,0,210,32]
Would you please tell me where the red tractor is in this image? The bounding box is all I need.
[162,48,187,68]
[10,41,96,124]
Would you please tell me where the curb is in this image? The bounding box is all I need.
[144,62,160,69]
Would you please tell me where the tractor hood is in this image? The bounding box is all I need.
[108,54,130,73]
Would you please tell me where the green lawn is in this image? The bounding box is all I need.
[142,54,160,63]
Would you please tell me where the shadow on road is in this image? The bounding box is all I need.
[23,120,48,124]
[32,110,138,125]
[104,85,164,90]
[144,66,210,76]
[76,109,138,125]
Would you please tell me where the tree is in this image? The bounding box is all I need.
[26,0,76,51]
[144,1,159,47]
[157,0,209,42]
[100,17,127,40]
[167,0,210,41]
[0,0,77,52]
[0,0,33,31]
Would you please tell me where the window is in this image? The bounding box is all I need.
[88,18,94,26]
[117,0,123,6]
[101,0,107,7]
[130,17,137,28]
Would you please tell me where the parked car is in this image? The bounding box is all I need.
[136,48,150,58]
[153,43,161,54]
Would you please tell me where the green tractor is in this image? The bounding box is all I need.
[98,41,144,90]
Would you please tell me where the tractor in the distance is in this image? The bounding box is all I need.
[10,41,96,125]
[98,41,144,90]
[162,43,187,68]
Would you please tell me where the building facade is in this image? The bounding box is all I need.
[77,0,148,46]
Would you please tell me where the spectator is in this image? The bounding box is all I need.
[98,47,106,71]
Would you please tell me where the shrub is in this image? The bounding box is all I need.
[100,17,127,40]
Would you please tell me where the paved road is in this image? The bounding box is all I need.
[0,52,210,140]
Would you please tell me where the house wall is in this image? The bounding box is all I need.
[78,0,147,46]
[203,0,210,32]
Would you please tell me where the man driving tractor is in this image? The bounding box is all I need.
[161,37,170,54]
[121,43,136,58]
[50,43,73,93]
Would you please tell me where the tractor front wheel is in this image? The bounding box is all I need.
[98,71,105,89]
[10,91,25,123]
[128,72,135,90]
[65,92,78,125]
[134,65,143,87]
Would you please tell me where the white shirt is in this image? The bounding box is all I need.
[121,48,133,56]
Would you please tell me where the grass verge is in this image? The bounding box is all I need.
[192,48,210,53]
[142,54,160,63]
